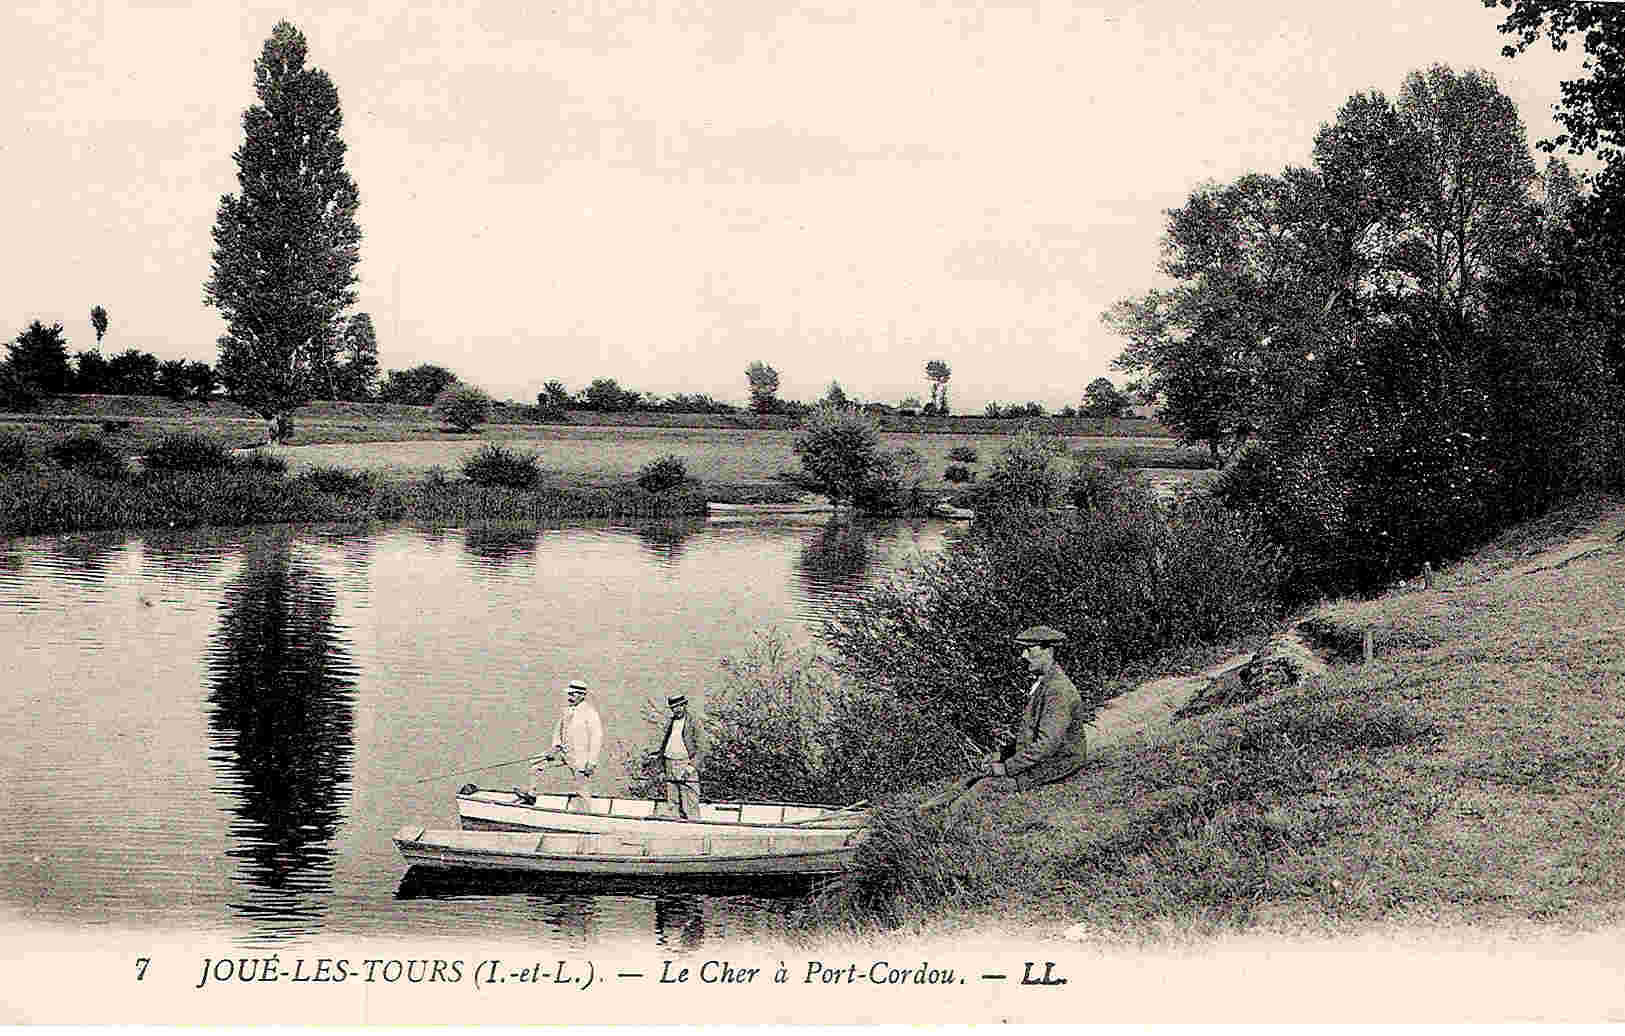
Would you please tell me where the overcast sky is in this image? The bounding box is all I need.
[3,0,1592,412]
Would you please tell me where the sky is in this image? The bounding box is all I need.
[2,0,1596,413]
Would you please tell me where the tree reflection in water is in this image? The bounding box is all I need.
[462,523,541,568]
[205,531,357,941]
[636,518,704,568]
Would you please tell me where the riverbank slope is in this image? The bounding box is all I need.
[827,493,1625,946]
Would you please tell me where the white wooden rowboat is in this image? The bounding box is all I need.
[395,826,864,877]
[456,785,870,837]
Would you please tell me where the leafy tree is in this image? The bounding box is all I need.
[536,380,573,416]
[924,359,952,415]
[1082,377,1129,418]
[1394,65,1540,327]
[582,377,639,412]
[1491,2,1625,172]
[90,305,108,344]
[204,21,362,440]
[745,360,780,413]
[73,350,111,393]
[379,364,458,405]
[821,380,850,408]
[107,348,160,395]
[0,361,40,411]
[8,321,72,393]
[157,359,191,402]
[432,384,492,431]
[335,312,379,401]
[1107,171,1336,467]
[792,403,885,507]
[186,361,218,401]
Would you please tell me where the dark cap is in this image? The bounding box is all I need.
[668,695,688,708]
[566,680,589,695]
[1013,625,1066,646]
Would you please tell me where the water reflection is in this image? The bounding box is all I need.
[636,518,704,568]
[49,530,126,579]
[204,531,358,942]
[462,523,541,567]
[797,518,873,584]
[653,892,706,950]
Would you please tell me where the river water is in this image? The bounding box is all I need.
[0,516,952,946]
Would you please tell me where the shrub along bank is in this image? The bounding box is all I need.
[0,430,705,536]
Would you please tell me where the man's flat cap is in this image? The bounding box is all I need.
[1013,625,1066,645]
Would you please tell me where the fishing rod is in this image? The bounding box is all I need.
[409,753,567,785]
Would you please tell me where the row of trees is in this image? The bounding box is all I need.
[5,320,219,403]
[1106,54,1625,595]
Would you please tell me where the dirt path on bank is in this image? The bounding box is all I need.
[1090,651,1254,750]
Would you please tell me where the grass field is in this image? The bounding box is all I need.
[259,427,1212,489]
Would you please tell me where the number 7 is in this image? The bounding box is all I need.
[136,958,150,981]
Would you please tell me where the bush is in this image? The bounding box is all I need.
[0,363,41,412]
[1066,458,1151,512]
[100,419,132,434]
[944,464,975,484]
[462,443,541,489]
[234,448,288,474]
[851,445,926,514]
[432,384,493,432]
[144,431,233,473]
[793,403,894,509]
[822,493,1285,748]
[422,465,452,488]
[622,630,964,806]
[972,425,1070,517]
[47,434,127,479]
[0,430,30,470]
[300,465,377,496]
[948,445,979,464]
[636,454,688,493]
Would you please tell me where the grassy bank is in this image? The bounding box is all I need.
[802,493,1625,943]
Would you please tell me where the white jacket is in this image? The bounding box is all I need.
[550,701,604,770]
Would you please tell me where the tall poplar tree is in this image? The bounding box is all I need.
[204,21,361,440]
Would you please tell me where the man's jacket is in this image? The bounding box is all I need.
[1001,664,1089,789]
[660,714,703,766]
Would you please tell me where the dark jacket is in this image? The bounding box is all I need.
[659,714,703,766]
[1001,664,1088,790]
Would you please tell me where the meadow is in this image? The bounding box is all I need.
[257,425,1212,489]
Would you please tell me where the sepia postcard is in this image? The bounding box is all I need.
[5,0,1624,1024]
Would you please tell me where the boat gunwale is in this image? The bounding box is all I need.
[458,788,870,831]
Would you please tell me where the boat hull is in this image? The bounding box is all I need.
[395,826,862,877]
[456,787,870,837]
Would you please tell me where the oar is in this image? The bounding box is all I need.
[408,754,561,785]
[785,800,870,826]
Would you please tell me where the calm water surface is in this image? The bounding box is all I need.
[0,516,952,946]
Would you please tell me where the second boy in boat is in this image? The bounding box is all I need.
[658,694,703,819]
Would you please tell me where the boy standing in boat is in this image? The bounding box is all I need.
[658,695,703,819]
[519,679,603,813]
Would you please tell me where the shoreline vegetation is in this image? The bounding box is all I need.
[0,396,1209,538]
[788,492,1625,942]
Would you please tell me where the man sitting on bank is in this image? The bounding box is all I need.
[919,624,1090,832]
